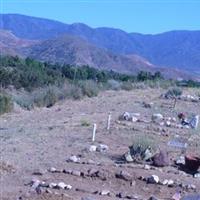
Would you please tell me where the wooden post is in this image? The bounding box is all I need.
[173,97,177,109]
[107,114,111,131]
[92,123,97,142]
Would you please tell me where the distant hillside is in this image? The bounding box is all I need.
[23,34,155,75]
[0,29,37,56]
[1,14,200,73]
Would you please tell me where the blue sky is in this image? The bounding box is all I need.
[1,0,200,34]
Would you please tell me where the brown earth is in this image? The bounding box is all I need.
[0,88,200,200]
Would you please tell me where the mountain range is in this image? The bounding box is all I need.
[0,13,200,79]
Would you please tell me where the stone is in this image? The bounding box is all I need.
[144,164,151,170]
[152,150,169,167]
[167,179,174,187]
[143,148,153,161]
[89,145,97,152]
[72,170,82,176]
[57,182,67,189]
[96,144,109,153]
[152,113,163,122]
[176,155,185,165]
[147,175,159,184]
[100,189,110,196]
[172,192,181,200]
[148,196,159,200]
[116,170,132,181]
[194,172,200,178]
[162,179,169,185]
[124,151,134,162]
[49,167,60,173]
[49,183,57,188]
[68,155,80,163]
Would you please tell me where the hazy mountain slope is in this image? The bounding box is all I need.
[23,34,155,74]
[1,14,200,73]
[0,29,37,56]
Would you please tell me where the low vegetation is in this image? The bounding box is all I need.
[0,55,200,115]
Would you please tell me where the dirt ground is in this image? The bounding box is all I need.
[0,88,200,200]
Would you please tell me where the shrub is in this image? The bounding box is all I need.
[78,80,99,97]
[0,93,13,114]
[121,82,133,91]
[107,79,121,90]
[80,120,90,127]
[165,87,183,99]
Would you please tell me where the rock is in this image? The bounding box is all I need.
[185,155,200,171]
[57,182,67,189]
[148,196,159,200]
[152,150,169,167]
[96,144,109,153]
[152,113,163,122]
[31,179,40,189]
[68,155,80,163]
[144,164,151,170]
[165,121,171,127]
[147,175,159,184]
[176,155,185,165]
[72,170,82,176]
[194,172,200,178]
[162,179,169,185]
[167,179,174,187]
[89,145,97,152]
[124,151,134,162]
[116,170,132,181]
[100,189,110,196]
[49,183,57,188]
[49,167,61,173]
[143,148,153,161]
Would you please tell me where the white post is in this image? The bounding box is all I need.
[92,123,97,142]
[107,114,111,131]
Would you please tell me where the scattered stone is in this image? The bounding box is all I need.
[116,170,132,181]
[152,113,163,123]
[89,145,97,152]
[152,150,169,167]
[148,196,159,200]
[100,189,110,196]
[68,155,80,163]
[147,175,159,184]
[176,155,185,165]
[81,197,96,200]
[96,144,109,153]
[124,151,134,162]
[49,167,61,173]
[72,170,82,176]
[144,164,151,170]
[57,182,67,189]
[167,179,174,187]
[194,172,200,178]
[143,148,153,161]
[172,192,181,200]
[49,183,57,189]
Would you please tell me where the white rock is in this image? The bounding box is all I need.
[68,155,80,163]
[167,179,174,187]
[97,144,109,152]
[58,182,67,189]
[49,167,57,173]
[49,183,57,188]
[89,145,97,152]
[100,189,110,195]
[124,152,133,162]
[144,164,151,170]
[147,175,159,184]
[152,113,163,122]
[66,184,72,190]
[162,179,169,185]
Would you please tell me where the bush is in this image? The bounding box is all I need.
[107,79,121,90]
[165,87,183,99]
[121,82,133,91]
[0,93,13,114]
[78,80,99,97]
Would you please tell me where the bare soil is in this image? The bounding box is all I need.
[0,88,200,200]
